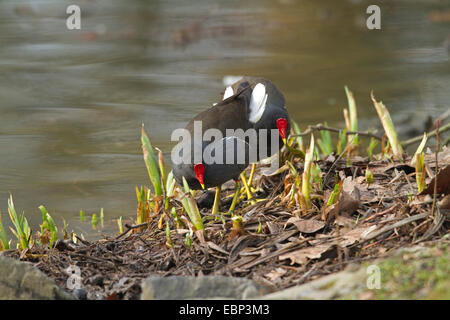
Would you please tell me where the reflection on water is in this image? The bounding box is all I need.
[0,0,448,237]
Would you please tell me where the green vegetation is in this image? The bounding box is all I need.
[8,195,32,250]
[374,244,449,299]
[371,92,404,159]
[38,205,58,247]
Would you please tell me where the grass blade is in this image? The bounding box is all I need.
[8,195,30,250]
[181,177,204,233]
[291,121,304,152]
[367,137,378,160]
[317,122,333,156]
[410,133,427,166]
[141,125,163,196]
[345,86,359,146]
[415,153,426,194]
[0,210,10,250]
[302,135,315,210]
[371,92,404,159]
[117,216,124,234]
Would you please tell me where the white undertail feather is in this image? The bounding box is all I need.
[248,83,267,123]
[223,86,234,100]
[222,75,243,87]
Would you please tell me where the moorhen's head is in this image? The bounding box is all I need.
[172,136,250,190]
[229,76,290,146]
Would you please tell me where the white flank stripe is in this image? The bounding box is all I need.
[248,83,267,123]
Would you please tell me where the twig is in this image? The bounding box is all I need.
[323,135,358,188]
[74,235,91,246]
[415,207,446,243]
[115,222,148,240]
[289,124,382,141]
[430,123,440,219]
[362,213,428,242]
[401,122,450,147]
[364,203,400,222]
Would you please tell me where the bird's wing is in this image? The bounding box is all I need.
[214,84,251,107]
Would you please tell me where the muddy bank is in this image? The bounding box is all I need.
[1,148,449,300]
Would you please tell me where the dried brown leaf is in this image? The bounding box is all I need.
[285,217,325,234]
[340,226,376,247]
[264,267,287,281]
[279,244,333,265]
[420,164,450,195]
[339,191,360,216]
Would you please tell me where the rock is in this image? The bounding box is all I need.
[141,275,267,300]
[260,245,440,300]
[260,265,367,300]
[0,255,73,300]
[73,288,87,300]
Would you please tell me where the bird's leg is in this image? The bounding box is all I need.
[227,180,241,215]
[248,164,256,187]
[240,172,256,205]
[239,164,257,195]
[211,185,221,216]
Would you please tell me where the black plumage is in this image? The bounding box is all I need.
[171,77,290,191]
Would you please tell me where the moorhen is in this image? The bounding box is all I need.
[171,77,290,215]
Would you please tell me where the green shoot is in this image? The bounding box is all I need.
[141,125,163,196]
[415,152,426,194]
[367,137,378,160]
[91,213,98,229]
[8,195,32,250]
[302,135,315,210]
[71,232,78,244]
[155,147,167,191]
[231,215,244,235]
[291,121,304,152]
[371,92,404,159]
[344,86,359,146]
[136,186,150,227]
[165,221,173,248]
[365,167,374,184]
[165,171,176,210]
[100,208,104,228]
[317,122,333,156]
[171,207,184,228]
[410,133,427,166]
[0,210,10,250]
[80,210,85,221]
[327,181,343,207]
[311,163,323,191]
[62,218,69,240]
[181,177,204,233]
[38,205,58,246]
[337,129,347,155]
[117,216,124,234]
[185,233,192,249]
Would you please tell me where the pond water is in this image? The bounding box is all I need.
[0,0,448,238]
